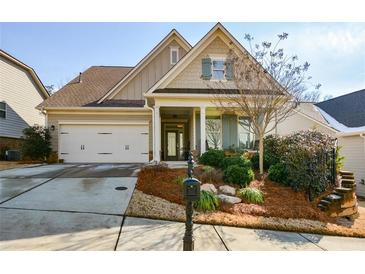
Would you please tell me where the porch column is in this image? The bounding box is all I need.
[192,108,196,151]
[200,106,206,155]
[154,106,161,162]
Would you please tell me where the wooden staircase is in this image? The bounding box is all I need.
[318,170,359,220]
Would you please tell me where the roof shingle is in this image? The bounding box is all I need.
[39,66,133,108]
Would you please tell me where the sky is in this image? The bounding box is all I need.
[0,22,364,99]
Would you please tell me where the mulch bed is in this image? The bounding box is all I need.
[136,166,334,223]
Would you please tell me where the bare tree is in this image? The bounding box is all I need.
[211,33,321,174]
[206,118,222,149]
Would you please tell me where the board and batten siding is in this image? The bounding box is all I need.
[0,56,45,138]
[47,112,152,153]
[113,40,187,100]
[338,135,365,197]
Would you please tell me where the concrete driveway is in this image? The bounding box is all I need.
[0,164,140,250]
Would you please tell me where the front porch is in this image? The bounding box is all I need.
[152,104,255,162]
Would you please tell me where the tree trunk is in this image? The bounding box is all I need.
[259,134,264,175]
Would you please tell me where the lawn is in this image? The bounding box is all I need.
[128,165,365,238]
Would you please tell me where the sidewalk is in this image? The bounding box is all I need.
[117,216,365,251]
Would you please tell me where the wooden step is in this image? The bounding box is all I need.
[339,170,354,176]
[341,175,354,180]
[341,178,355,184]
[335,187,353,193]
[324,193,342,202]
[318,204,328,211]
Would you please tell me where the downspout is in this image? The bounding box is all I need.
[145,99,155,163]
[360,133,365,185]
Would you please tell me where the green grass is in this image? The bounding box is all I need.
[237,187,264,204]
[194,190,220,212]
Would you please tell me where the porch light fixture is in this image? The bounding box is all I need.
[50,125,55,131]
[177,124,184,128]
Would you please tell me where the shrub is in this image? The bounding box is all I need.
[223,164,254,187]
[174,175,185,185]
[202,165,214,173]
[0,144,9,160]
[221,156,252,170]
[238,187,264,204]
[21,125,51,161]
[251,153,270,170]
[336,146,345,172]
[268,163,288,185]
[199,149,225,167]
[194,190,219,212]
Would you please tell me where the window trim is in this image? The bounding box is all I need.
[0,101,6,119]
[210,57,227,81]
[205,115,223,149]
[170,46,179,65]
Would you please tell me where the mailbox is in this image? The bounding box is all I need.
[183,177,201,201]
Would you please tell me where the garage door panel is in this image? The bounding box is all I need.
[59,124,149,163]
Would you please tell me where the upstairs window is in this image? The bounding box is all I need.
[0,102,6,119]
[212,59,225,80]
[170,47,179,65]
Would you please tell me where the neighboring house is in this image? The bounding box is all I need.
[316,89,365,197]
[38,23,337,164]
[0,50,49,147]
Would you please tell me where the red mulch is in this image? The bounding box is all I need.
[136,167,336,223]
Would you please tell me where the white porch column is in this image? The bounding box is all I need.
[192,108,196,151]
[200,106,206,155]
[154,106,161,162]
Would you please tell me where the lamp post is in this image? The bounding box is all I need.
[182,152,200,251]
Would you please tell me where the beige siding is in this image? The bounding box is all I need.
[47,112,152,153]
[271,112,336,137]
[338,136,365,197]
[0,56,45,138]
[167,37,237,89]
[113,40,187,100]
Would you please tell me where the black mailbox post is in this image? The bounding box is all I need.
[182,152,200,251]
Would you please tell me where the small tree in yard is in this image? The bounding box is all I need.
[212,33,321,174]
[22,125,52,161]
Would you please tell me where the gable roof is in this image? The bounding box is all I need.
[0,49,49,99]
[38,66,132,109]
[316,89,365,127]
[97,29,192,103]
[145,23,285,96]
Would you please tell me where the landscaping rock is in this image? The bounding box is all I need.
[219,185,236,196]
[201,184,217,194]
[217,194,241,204]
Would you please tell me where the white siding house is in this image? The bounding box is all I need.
[0,50,49,139]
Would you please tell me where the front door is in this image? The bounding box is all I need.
[166,131,178,161]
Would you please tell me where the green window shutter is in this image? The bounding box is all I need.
[225,59,234,80]
[201,58,212,80]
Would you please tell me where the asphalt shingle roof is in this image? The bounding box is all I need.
[39,66,133,108]
[315,89,365,127]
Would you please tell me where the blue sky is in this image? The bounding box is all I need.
[1,22,364,98]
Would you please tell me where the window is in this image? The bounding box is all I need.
[0,102,6,119]
[212,59,225,80]
[206,116,222,149]
[238,117,254,149]
[170,47,179,65]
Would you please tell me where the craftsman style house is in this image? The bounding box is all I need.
[38,23,335,163]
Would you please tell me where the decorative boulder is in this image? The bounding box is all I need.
[219,185,236,196]
[200,183,218,194]
[217,194,241,204]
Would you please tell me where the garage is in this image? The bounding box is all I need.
[58,123,149,163]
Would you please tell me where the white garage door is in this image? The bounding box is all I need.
[59,124,149,163]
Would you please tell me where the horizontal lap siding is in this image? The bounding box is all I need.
[338,136,365,197]
[0,56,45,138]
[47,113,152,153]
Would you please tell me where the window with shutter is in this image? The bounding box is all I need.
[225,59,234,80]
[201,58,212,80]
[0,102,6,119]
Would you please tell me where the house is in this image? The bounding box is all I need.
[38,23,337,164]
[0,50,49,148]
[316,89,365,197]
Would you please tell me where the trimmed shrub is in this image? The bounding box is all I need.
[197,166,223,184]
[221,156,252,170]
[251,153,270,170]
[268,163,289,185]
[202,165,215,173]
[238,187,264,204]
[198,149,225,167]
[21,125,51,161]
[194,190,219,212]
[223,164,254,187]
